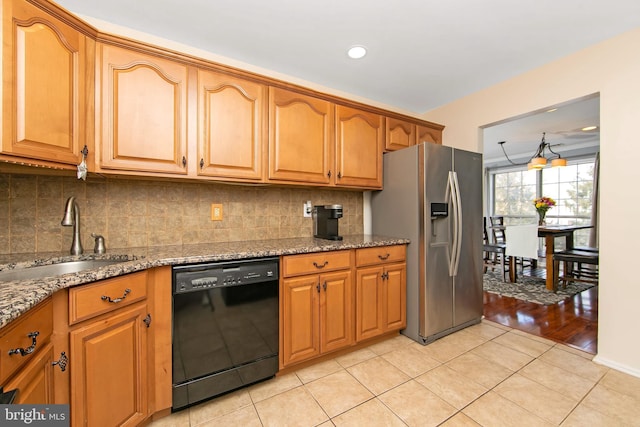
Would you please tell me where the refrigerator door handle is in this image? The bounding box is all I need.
[447,171,458,277]
[452,171,463,276]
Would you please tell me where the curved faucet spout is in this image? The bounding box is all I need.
[61,196,83,255]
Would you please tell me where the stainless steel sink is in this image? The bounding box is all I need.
[0,259,125,282]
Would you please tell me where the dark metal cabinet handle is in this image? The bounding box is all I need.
[313,261,328,269]
[378,253,390,261]
[316,283,321,293]
[381,272,389,280]
[52,352,68,372]
[143,314,152,328]
[323,281,327,291]
[337,171,342,179]
[80,145,89,156]
[327,170,332,178]
[101,288,131,303]
[200,158,205,169]
[8,331,40,357]
[182,156,187,167]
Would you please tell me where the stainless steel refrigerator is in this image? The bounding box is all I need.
[371,142,483,344]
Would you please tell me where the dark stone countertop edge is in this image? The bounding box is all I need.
[0,235,409,328]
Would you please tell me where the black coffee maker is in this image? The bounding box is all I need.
[313,205,343,240]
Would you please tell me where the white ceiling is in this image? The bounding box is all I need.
[54,0,637,160]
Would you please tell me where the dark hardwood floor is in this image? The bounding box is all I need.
[483,283,598,354]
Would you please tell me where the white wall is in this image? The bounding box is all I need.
[422,28,640,376]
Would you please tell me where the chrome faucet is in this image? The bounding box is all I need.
[61,196,83,255]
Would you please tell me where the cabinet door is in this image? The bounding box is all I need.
[319,270,353,353]
[2,0,87,166]
[334,105,382,189]
[3,342,54,404]
[70,304,148,427]
[197,70,265,180]
[416,124,442,145]
[383,263,407,331]
[97,43,189,175]
[385,117,415,151]
[355,266,384,341]
[281,275,320,367]
[268,87,332,184]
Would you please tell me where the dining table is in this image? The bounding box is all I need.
[537,224,593,290]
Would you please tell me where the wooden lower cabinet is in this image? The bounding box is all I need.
[70,303,149,427]
[356,262,406,341]
[281,270,353,368]
[3,342,55,404]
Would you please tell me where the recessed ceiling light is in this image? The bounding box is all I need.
[347,45,367,59]
[581,125,598,131]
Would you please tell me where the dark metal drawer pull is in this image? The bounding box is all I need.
[143,314,152,328]
[8,331,40,357]
[52,352,68,372]
[313,261,329,269]
[101,288,131,303]
[378,253,390,261]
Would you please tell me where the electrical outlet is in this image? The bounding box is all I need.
[303,201,312,218]
[211,204,223,221]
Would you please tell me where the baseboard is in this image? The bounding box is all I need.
[592,355,640,379]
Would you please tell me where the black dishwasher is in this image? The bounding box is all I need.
[171,257,279,411]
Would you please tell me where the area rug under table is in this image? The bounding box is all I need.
[483,270,595,305]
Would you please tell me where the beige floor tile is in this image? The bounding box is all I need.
[553,343,595,360]
[334,347,377,368]
[197,405,262,427]
[464,321,509,340]
[378,380,457,427]
[561,404,624,427]
[248,372,303,403]
[416,331,485,363]
[317,422,336,427]
[538,347,609,382]
[381,344,441,377]
[470,340,534,372]
[254,386,329,427]
[347,356,410,395]
[510,328,557,346]
[494,373,577,425]
[492,331,553,357]
[148,410,190,427]
[482,319,512,331]
[331,398,406,427]
[305,370,374,418]
[518,359,597,402]
[445,352,514,389]
[598,368,640,401]
[366,334,414,355]
[415,365,488,410]
[189,389,253,426]
[438,412,482,427]
[295,359,344,384]
[463,391,554,427]
[581,383,640,424]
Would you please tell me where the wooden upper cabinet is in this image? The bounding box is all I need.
[385,117,415,151]
[97,43,189,175]
[268,87,332,185]
[197,70,265,181]
[1,0,89,166]
[416,124,442,145]
[334,105,383,189]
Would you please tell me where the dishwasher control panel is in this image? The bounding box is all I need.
[172,257,278,294]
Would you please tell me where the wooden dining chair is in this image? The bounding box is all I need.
[483,217,509,280]
[553,248,599,289]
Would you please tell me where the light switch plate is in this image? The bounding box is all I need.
[211,204,223,221]
[303,201,312,218]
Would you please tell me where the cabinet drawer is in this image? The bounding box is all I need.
[356,245,406,267]
[0,298,53,384]
[69,271,148,325]
[282,250,352,277]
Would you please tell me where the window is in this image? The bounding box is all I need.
[490,158,596,246]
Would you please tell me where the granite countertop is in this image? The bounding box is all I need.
[0,235,409,328]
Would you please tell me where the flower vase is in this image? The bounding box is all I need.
[538,211,546,226]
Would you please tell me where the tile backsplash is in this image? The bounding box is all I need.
[0,174,364,255]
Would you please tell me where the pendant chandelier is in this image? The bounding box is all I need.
[498,132,567,170]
